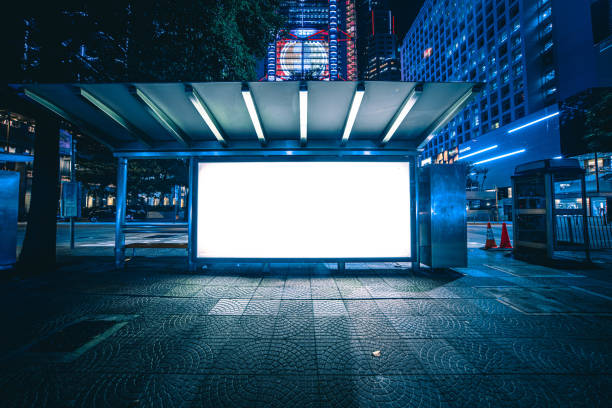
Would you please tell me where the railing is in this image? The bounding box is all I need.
[555,215,612,249]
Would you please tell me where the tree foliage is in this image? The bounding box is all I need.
[560,88,612,155]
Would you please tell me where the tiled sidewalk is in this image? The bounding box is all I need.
[1,257,611,407]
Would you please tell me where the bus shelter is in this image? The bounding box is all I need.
[14,81,480,271]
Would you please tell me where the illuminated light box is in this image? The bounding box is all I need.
[196,161,411,259]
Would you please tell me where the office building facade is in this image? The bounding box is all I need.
[266,0,357,81]
[401,0,612,188]
[356,0,401,80]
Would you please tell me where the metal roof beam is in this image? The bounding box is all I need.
[185,85,227,147]
[380,83,423,145]
[417,84,482,150]
[132,86,190,147]
[24,88,117,150]
[79,87,154,148]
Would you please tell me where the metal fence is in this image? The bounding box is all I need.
[556,215,612,249]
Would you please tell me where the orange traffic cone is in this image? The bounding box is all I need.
[483,222,498,249]
[499,222,513,249]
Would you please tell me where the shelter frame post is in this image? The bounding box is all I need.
[115,157,128,268]
[188,157,197,272]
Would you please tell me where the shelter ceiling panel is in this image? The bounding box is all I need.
[24,84,131,145]
[81,83,175,142]
[135,83,217,143]
[307,81,355,141]
[191,82,255,142]
[248,81,300,141]
[350,82,416,140]
[394,82,476,142]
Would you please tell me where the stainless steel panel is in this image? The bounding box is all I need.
[0,171,20,269]
[418,164,467,268]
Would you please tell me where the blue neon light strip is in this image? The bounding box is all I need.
[473,149,526,165]
[507,112,559,134]
[457,145,498,160]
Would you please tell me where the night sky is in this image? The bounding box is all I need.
[390,0,426,41]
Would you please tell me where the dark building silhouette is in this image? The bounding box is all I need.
[356,0,401,80]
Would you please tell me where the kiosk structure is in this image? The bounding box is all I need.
[512,159,590,261]
[13,81,480,271]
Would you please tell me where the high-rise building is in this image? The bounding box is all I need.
[401,0,612,187]
[266,0,357,81]
[356,0,401,80]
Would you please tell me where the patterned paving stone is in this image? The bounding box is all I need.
[198,374,320,408]
[144,374,203,407]
[316,339,374,375]
[446,338,532,374]
[375,299,415,316]
[313,300,348,316]
[388,315,481,338]
[212,339,271,374]
[278,300,314,316]
[142,298,218,316]
[252,286,284,299]
[133,337,224,374]
[274,316,315,339]
[2,252,612,407]
[208,299,249,316]
[311,286,342,299]
[243,299,281,316]
[344,300,384,315]
[282,287,311,300]
[538,374,612,408]
[348,317,400,339]
[434,374,559,408]
[233,316,277,339]
[159,315,239,339]
[314,317,353,339]
[509,338,611,374]
[406,339,478,374]
[339,286,372,299]
[318,374,444,408]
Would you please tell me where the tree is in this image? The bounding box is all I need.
[582,90,612,153]
[3,0,284,273]
[560,88,612,156]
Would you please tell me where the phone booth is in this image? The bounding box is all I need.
[512,159,589,262]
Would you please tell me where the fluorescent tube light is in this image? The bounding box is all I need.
[241,84,266,144]
[341,83,365,144]
[300,83,308,146]
[187,87,226,146]
[381,85,422,144]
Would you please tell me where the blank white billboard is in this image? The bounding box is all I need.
[197,161,411,259]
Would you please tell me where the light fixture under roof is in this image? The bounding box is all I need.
[381,84,423,144]
[299,82,308,146]
[341,82,365,145]
[241,83,266,145]
[186,85,226,146]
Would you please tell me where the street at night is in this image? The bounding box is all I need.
[2,0,611,406]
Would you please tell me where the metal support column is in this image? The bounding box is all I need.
[70,138,76,249]
[188,157,196,272]
[338,262,345,272]
[412,158,420,272]
[544,173,554,259]
[581,173,591,263]
[115,157,128,268]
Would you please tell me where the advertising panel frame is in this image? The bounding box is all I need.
[190,155,418,265]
